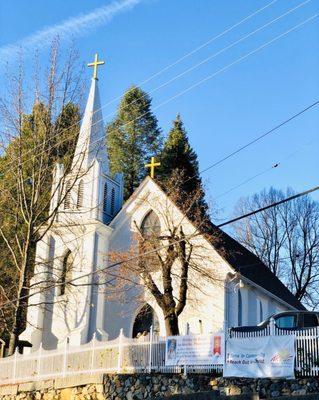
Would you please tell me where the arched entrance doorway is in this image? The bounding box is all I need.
[132,304,159,338]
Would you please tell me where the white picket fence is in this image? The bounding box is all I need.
[1,321,319,385]
[229,319,319,377]
[0,329,222,385]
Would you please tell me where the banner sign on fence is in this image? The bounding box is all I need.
[224,335,295,378]
[165,333,224,366]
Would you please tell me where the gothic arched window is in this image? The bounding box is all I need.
[238,289,242,326]
[77,180,84,208]
[132,304,159,338]
[141,210,161,237]
[58,250,73,296]
[103,183,108,213]
[110,188,115,215]
[64,181,72,209]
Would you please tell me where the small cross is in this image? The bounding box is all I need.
[87,53,105,80]
[145,157,161,178]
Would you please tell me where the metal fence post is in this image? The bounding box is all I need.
[62,338,69,377]
[223,328,228,376]
[270,317,275,336]
[12,348,18,383]
[37,344,43,377]
[90,333,96,374]
[117,329,123,373]
[148,325,153,373]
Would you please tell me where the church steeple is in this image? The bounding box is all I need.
[72,54,109,174]
[63,53,123,223]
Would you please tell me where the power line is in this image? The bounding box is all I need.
[214,135,318,202]
[134,0,279,89]
[196,99,319,180]
[1,12,317,200]
[0,14,318,296]
[217,185,319,227]
[1,8,318,316]
[0,1,312,176]
[122,0,311,113]
[0,33,318,291]
[0,0,279,173]
[214,165,276,200]
[1,183,318,311]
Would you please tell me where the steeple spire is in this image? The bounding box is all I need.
[71,55,109,173]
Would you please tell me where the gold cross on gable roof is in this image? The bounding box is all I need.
[87,53,105,80]
[145,156,161,179]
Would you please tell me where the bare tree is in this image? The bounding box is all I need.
[0,40,86,354]
[109,173,222,336]
[234,187,319,308]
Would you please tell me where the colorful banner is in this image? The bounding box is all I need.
[165,333,224,366]
[224,335,295,378]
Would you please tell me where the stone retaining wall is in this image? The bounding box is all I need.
[0,373,213,400]
[215,377,319,398]
[1,374,319,399]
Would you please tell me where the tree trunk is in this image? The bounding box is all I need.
[7,241,35,355]
[164,312,179,336]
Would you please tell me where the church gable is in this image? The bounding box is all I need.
[110,176,230,270]
[107,176,231,336]
[110,177,302,312]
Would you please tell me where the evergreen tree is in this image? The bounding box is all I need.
[0,102,80,344]
[106,86,162,200]
[157,114,208,220]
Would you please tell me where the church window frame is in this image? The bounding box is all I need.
[110,187,115,215]
[103,182,108,214]
[57,250,73,296]
[64,181,72,209]
[76,180,84,209]
[140,210,161,237]
[132,303,160,337]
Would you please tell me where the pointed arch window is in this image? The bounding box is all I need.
[103,182,108,213]
[58,250,73,296]
[139,211,161,271]
[64,181,72,209]
[132,304,159,337]
[110,188,115,215]
[238,289,242,326]
[77,180,84,208]
[141,210,161,237]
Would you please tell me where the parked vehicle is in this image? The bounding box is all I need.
[231,311,319,333]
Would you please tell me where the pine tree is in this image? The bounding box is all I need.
[157,114,208,220]
[106,86,162,200]
[0,102,80,344]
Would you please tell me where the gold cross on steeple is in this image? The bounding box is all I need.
[145,157,161,178]
[87,53,105,80]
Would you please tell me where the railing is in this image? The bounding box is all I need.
[1,322,318,385]
[229,319,319,377]
[0,329,222,385]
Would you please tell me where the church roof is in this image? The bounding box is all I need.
[203,222,305,310]
[71,77,109,173]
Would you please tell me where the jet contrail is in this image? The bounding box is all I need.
[0,0,142,61]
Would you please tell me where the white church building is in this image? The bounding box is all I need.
[21,55,303,352]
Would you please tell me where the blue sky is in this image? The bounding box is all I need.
[0,0,318,222]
